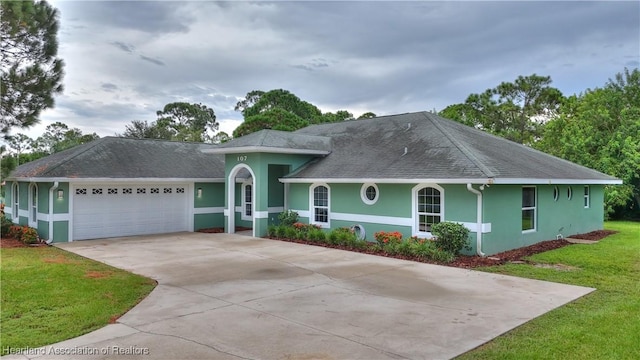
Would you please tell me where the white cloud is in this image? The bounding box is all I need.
[27,0,638,140]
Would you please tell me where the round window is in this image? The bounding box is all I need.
[360,183,379,205]
[553,186,559,201]
[567,186,573,200]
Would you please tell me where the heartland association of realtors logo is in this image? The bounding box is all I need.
[3,345,150,356]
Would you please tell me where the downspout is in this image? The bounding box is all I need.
[466,183,486,257]
[47,181,59,245]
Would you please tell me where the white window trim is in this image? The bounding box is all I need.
[29,183,38,227]
[522,186,537,233]
[360,183,379,205]
[412,183,444,238]
[567,186,573,200]
[241,180,253,221]
[553,185,559,202]
[584,185,590,208]
[12,182,19,222]
[309,183,330,228]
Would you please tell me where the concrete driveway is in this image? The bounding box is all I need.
[10,233,593,360]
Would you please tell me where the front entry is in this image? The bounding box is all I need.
[227,164,255,236]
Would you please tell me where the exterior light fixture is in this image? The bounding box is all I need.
[57,189,64,200]
[197,188,202,197]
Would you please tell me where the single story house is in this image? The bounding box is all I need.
[5,111,621,255]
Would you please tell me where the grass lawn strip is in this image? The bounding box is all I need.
[455,221,640,360]
[0,246,156,355]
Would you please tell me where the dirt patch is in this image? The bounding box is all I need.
[534,263,580,271]
[43,254,76,264]
[84,270,114,279]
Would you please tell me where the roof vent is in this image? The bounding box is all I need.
[405,123,411,131]
[402,147,408,156]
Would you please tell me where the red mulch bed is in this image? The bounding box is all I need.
[568,229,618,240]
[0,237,48,248]
[0,237,27,248]
[268,229,617,269]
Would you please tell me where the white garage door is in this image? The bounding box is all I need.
[72,184,190,240]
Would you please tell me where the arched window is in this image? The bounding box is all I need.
[311,184,330,226]
[415,186,442,234]
[12,182,19,221]
[29,183,38,226]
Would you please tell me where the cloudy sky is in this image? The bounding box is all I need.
[25,0,640,139]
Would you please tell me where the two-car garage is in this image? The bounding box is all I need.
[71,184,191,240]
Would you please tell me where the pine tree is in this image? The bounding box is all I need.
[1,0,64,136]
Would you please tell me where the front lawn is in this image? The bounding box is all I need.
[0,246,156,354]
[456,221,640,360]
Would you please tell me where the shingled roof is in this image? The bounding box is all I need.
[283,112,621,184]
[204,129,331,155]
[8,137,225,180]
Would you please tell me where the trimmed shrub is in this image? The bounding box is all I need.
[275,225,288,239]
[277,210,299,227]
[428,247,456,263]
[7,224,40,244]
[431,222,471,255]
[267,225,277,237]
[308,227,326,242]
[284,226,298,240]
[374,231,403,247]
[1,214,13,236]
[21,227,39,244]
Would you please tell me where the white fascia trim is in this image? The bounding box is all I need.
[290,210,310,218]
[460,222,492,233]
[280,178,492,184]
[42,213,70,222]
[285,211,491,234]
[491,178,622,185]
[193,207,225,214]
[332,212,413,227]
[279,177,622,185]
[11,177,225,183]
[203,146,330,155]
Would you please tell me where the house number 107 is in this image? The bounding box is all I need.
[237,155,248,162]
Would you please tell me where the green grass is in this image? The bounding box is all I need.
[0,246,155,354]
[456,221,640,360]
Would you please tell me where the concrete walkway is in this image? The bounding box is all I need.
[7,233,594,360]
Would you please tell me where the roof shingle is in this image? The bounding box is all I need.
[287,112,620,183]
[8,137,225,179]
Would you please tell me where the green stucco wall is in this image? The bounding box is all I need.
[194,182,224,207]
[53,183,69,214]
[482,184,605,254]
[288,182,479,243]
[268,165,288,207]
[194,213,224,231]
[37,182,52,214]
[52,221,69,242]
